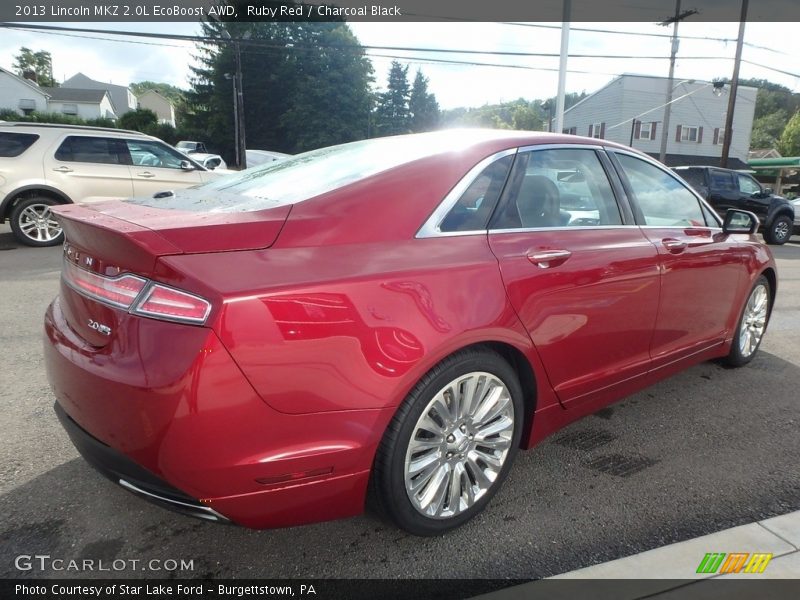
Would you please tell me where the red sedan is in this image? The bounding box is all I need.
[44,130,775,535]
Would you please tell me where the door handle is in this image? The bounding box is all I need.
[662,238,687,253]
[52,166,73,173]
[136,172,156,178]
[526,249,572,268]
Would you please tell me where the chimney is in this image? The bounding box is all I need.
[22,70,38,84]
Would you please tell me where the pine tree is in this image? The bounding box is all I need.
[409,70,440,133]
[374,61,411,136]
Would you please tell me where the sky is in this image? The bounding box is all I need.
[1,21,799,110]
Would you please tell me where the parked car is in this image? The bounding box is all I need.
[246,149,291,168]
[672,165,795,245]
[46,130,776,535]
[181,152,228,171]
[793,198,800,238]
[175,140,208,154]
[0,123,220,247]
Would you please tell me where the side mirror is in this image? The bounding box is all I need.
[723,209,759,234]
[764,187,774,195]
[179,160,195,171]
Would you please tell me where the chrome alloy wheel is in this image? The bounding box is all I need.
[404,371,515,519]
[739,283,768,358]
[773,220,790,242]
[18,203,62,243]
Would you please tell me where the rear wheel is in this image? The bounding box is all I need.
[372,348,524,535]
[724,275,770,367]
[764,215,791,245]
[10,197,64,247]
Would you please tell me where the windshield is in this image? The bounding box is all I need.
[126,130,504,213]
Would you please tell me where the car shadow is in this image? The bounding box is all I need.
[1,352,799,580]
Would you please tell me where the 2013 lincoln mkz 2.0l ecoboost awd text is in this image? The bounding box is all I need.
[44,129,776,535]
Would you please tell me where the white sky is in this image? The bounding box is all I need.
[1,21,799,109]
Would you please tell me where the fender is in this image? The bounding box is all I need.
[0,184,73,219]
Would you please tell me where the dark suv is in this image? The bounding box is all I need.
[673,166,794,245]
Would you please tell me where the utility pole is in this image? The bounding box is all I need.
[721,0,749,168]
[554,0,571,134]
[233,40,247,169]
[658,0,697,163]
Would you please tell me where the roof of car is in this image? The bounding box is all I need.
[0,122,147,136]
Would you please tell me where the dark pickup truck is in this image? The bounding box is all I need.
[673,166,795,245]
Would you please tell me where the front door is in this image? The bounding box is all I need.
[488,147,661,405]
[125,139,207,197]
[611,152,743,367]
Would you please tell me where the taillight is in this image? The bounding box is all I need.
[63,259,146,309]
[131,285,211,324]
[62,259,211,325]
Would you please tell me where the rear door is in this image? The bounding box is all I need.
[707,168,740,217]
[610,151,743,368]
[125,139,207,196]
[486,146,661,405]
[43,134,134,203]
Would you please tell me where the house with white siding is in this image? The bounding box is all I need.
[40,87,117,120]
[136,89,176,127]
[558,74,758,169]
[0,67,49,115]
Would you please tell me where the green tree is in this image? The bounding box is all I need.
[183,12,373,161]
[751,109,789,149]
[374,61,411,136]
[409,70,440,133]
[778,111,800,156]
[13,47,57,87]
[118,108,158,132]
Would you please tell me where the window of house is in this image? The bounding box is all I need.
[490,148,622,230]
[589,123,604,138]
[18,99,36,116]
[616,153,707,227]
[562,127,577,135]
[680,126,700,142]
[639,122,654,140]
[714,129,726,145]
[61,104,78,115]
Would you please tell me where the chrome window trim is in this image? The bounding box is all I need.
[416,148,517,239]
[490,225,640,235]
[417,143,620,239]
[608,148,724,228]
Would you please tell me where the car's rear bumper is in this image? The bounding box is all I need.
[45,297,392,528]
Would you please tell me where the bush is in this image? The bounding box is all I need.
[118,109,158,132]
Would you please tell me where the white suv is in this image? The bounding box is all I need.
[0,122,221,247]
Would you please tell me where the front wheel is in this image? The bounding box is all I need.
[764,215,792,245]
[724,275,770,367]
[371,348,524,535]
[9,197,65,247]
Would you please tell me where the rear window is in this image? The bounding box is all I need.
[127,130,505,213]
[0,132,40,157]
[676,168,706,192]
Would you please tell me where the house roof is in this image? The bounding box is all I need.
[40,87,110,103]
[63,73,129,95]
[0,66,50,98]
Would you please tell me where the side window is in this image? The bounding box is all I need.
[440,154,513,232]
[0,132,39,157]
[738,174,761,195]
[710,169,736,190]
[54,136,130,165]
[127,140,190,170]
[616,154,707,227]
[491,148,622,230]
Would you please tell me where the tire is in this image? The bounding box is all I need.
[763,215,792,245]
[9,197,65,247]
[723,275,770,368]
[371,348,524,535]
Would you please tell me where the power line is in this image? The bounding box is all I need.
[0,22,734,61]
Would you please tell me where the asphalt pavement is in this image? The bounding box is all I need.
[1,223,799,580]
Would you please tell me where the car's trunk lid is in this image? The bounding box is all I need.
[52,199,291,348]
